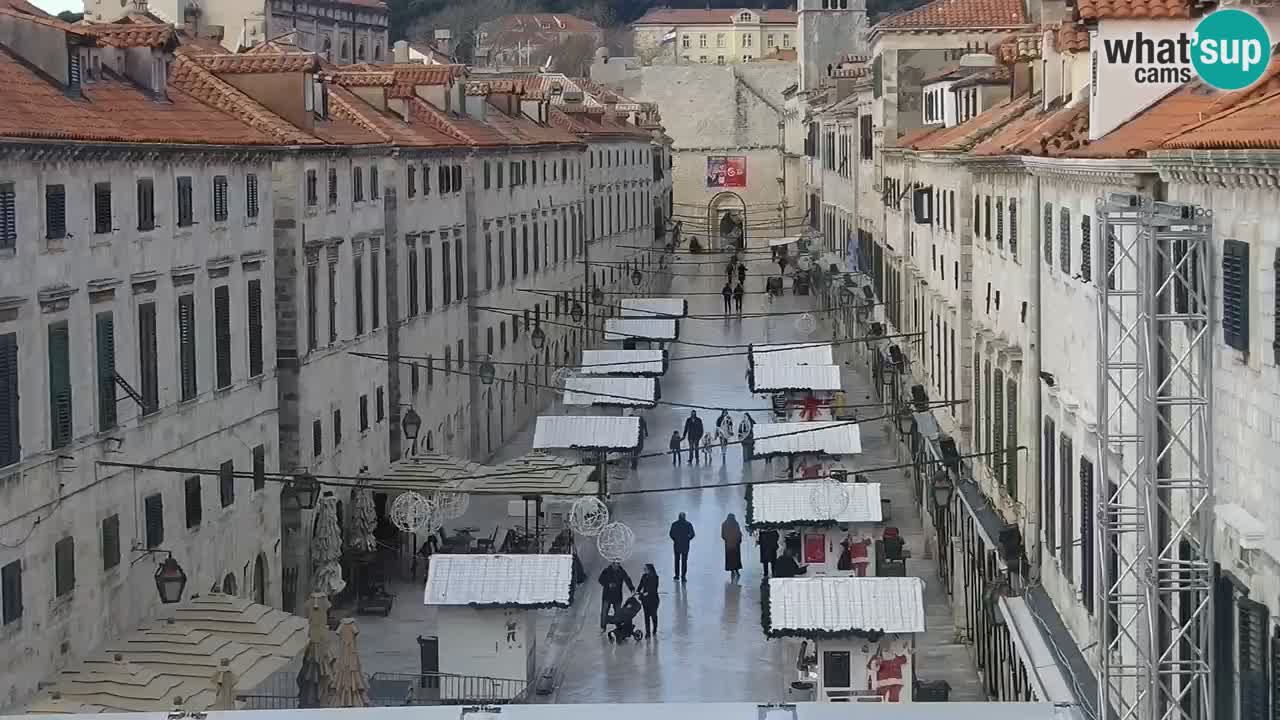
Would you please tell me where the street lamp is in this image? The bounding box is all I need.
[288,473,320,510]
[531,324,546,350]
[591,287,605,305]
[401,406,422,453]
[479,356,496,385]
[154,554,188,604]
[631,269,644,287]
[931,470,954,509]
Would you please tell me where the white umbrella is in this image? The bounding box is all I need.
[330,619,370,708]
[297,593,336,709]
[210,657,238,710]
[312,494,347,596]
[349,486,378,553]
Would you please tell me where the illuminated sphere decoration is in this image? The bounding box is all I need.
[809,478,851,518]
[433,491,470,520]
[796,313,818,335]
[569,496,610,536]
[389,491,435,533]
[596,521,636,562]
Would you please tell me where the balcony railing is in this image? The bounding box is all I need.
[239,670,534,709]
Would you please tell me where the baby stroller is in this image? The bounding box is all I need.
[606,593,644,643]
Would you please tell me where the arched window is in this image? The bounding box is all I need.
[340,38,350,59]
[222,573,237,596]
[373,42,383,61]
[357,40,366,61]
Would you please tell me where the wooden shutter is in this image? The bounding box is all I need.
[178,294,197,400]
[407,166,416,197]
[1270,627,1280,720]
[972,352,982,454]
[101,514,120,570]
[136,179,154,231]
[94,182,112,234]
[370,166,379,199]
[1005,377,1018,499]
[1060,207,1071,273]
[453,165,461,191]
[0,182,14,249]
[0,560,20,623]
[352,166,363,202]
[1080,457,1095,612]
[1106,227,1118,290]
[245,174,259,218]
[1061,434,1075,583]
[455,237,464,298]
[144,493,164,548]
[354,256,364,335]
[441,241,452,305]
[95,311,116,431]
[993,368,1004,484]
[212,175,228,221]
[371,251,380,329]
[1009,198,1018,258]
[177,176,193,227]
[47,321,72,449]
[1223,239,1250,351]
[425,240,434,311]
[327,167,337,205]
[1043,418,1056,557]
[54,536,74,597]
[252,445,265,491]
[359,395,368,431]
[1081,215,1093,283]
[214,286,231,389]
[1043,203,1053,268]
[327,260,338,343]
[219,460,234,508]
[137,303,159,413]
[408,245,419,315]
[0,333,18,467]
[184,475,202,527]
[247,279,263,377]
[1239,597,1269,720]
[45,184,66,239]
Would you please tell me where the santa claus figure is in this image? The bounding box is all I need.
[842,536,871,577]
[867,645,909,702]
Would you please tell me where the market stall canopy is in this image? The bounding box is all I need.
[604,318,679,342]
[749,343,834,367]
[424,554,575,609]
[763,576,926,639]
[379,453,484,492]
[745,481,882,529]
[28,595,307,714]
[748,364,842,393]
[563,376,657,408]
[750,422,862,458]
[533,415,642,451]
[621,297,688,319]
[456,452,597,496]
[768,236,802,247]
[578,349,668,377]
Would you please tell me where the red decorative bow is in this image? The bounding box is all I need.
[787,393,827,421]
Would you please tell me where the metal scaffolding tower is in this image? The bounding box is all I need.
[1096,194,1214,720]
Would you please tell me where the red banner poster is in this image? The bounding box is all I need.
[803,532,826,564]
[706,156,747,188]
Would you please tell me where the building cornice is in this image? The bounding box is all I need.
[1022,156,1154,186]
[1148,150,1280,188]
[964,156,1025,175]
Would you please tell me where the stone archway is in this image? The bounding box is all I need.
[706,191,747,252]
[222,572,237,596]
[253,553,267,604]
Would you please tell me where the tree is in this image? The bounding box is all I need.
[408,0,522,63]
[550,34,598,76]
[57,10,84,22]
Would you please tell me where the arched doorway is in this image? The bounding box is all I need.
[706,191,748,251]
[253,554,266,604]
[222,573,237,596]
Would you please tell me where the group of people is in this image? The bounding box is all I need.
[721,259,748,314]
[599,511,810,637]
[668,410,756,465]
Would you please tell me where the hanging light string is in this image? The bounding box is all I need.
[515,288,898,320]
[583,260,829,279]
[623,243,840,257]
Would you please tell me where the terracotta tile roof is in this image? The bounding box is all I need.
[0,46,277,146]
[1074,0,1198,21]
[1054,22,1089,52]
[631,7,797,25]
[1159,89,1280,149]
[407,98,513,146]
[877,0,1029,30]
[480,13,601,34]
[909,93,1040,150]
[970,95,1047,155]
[0,7,90,36]
[997,29,1042,62]
[923,64,964,84]
[951,65,1011,87]
[177,30,232,54]
[192,52,321,73]
[895,124,944,147]
[340,63,466,87]
[169,53,320,145]
[0,0,51,17]
[84,23,178,49]
[486,101,582,145]
[1008,98,1090,156]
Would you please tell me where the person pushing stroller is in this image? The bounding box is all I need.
[604,591,645,643]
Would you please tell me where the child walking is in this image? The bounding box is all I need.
[669,431,683,466]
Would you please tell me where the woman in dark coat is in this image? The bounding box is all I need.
[637,563,660,638]
[757,528,779,577]
[721,513,744,580]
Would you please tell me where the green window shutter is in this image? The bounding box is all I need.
[1080,458,1095,613]
[144,493,164,548]
[1043,418,1056,557]
[1223,239,1251,351]
[137,303,159,414]
[96,311,116,431]
[252,445,265,491]
[1060,434,1075,584]
[214,285,231,389]
[219,459,234,508]
[1005,377,1018,499]
[178,294,197,400]
[1240,597,1269,720]
[247,279,263,377]
[0,333,18,467]
[48,321,72,449]
[101,514,120,570]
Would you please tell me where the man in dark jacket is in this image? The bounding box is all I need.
[669,512,696,581]
[632,414,648,468]
[721,282,733,314]
[771,547,808,578]
[682,410,704,464]
[598,561,635,631]
[737,263,747,285]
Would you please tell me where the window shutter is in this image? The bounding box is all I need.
[48,322,72,449]
[177,176,193,227]
[973,352,982,455]
[0,560,21,623]
[1080,457,1095,612]
[1005,377,1018,499]
[1009,198,1018,258]
[353,167,364,202]
[408,245,419,316]
[219,460,234,507]
[1080,215,1093,283]
[144,493,164,548]
[995,198,1004,249]
[425,242,434,311]
[0,333,18,467]
[185,476,202,527]
[136,303,159,414]
[1043,418,1056,556]
[1060,434,1075,583]
[213,175,228,222]
[0,182,15,249]
[213,286,231,389]
[1106,227,1118,290]
[46,185,66,239]
[1270,627,1280,720]
[326,261,337,343]
[441,241,452,304]
[370,166,379,200]
[333,409,342,446]
[101,514,120,570]
[54,536,74,597]
[94,182,112,234]
[407,166,416,197]
[96,311,116,431]
[247,279,263,377]
[992,368,1004,484]
[178,294,197,400]
[245,174,259,218]
[359,395,369,431]
[1043,203,1053,268]
[137,179,155,230]
[1240,597,1269,720]
[1059,207,1071,273]
[452,165,462,191]
[1223,239,1250,351]
[327,167,337,205]
[354,256,365,335]
[371,251,381,329]
[983,361,993,454]
[455,236,464,299]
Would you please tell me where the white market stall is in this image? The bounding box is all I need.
[747,364,842,422]
[562,376,658,410]
[763,576,926,703]
[603,318,679,349]
[746,481,883,575]
[749,343,835,367]
[578,349,668,377]
[532,415,643,499]
[423,554,575,701]
[750,421,862,480]
[621,297,689,319]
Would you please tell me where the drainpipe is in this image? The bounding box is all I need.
[1026,172,1043,576]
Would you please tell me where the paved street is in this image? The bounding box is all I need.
[355,247,985,704]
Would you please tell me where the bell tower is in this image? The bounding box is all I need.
[798,0,869,91]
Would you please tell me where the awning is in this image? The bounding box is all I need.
[750,422,862,458]
[764,576,926,638]
[748,364,842,393]
[604,318,678,342]
[768,236,801,247]
[379,453,485,491]
[747,481,882,528]
[533,416,642,452]
[749,343,834,367]
[621,297,688,318]
[563,376,657,407]
[28,594,307,714]
[579,349,668,377]
[456,452,597,497]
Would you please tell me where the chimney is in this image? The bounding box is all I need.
[434,29,453,56]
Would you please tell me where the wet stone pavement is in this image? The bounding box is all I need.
[353,248,986,704]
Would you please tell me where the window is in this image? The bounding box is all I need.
[972,352,982,455]
[177,176,194,227]
[138,303,159,414]
[783,34,791,48]
[682,36,690,48]
[144,492,164,548]
[371,250,381,329]
[716,33,725,48]
[54,536,74,597]
[0,182,14,250]
[312,419,322,457]
[354,255,365,335]
[485,232,493,291]
[1005,376,1018,499]
[184,475,202,527]
[1060,207,1072,273]
[95,311,116,431]
[94,182,112,234]
[306,263,319,351]
[246,174,260,219]
[306,169,319,206]
[859,115,873,159]
[252,444,266,491]
[441,240,452,304]
[1223,239,1250,351]
[247,279,263,377]
[1060,434,1074,583]
[370,166,379,200]
[973,195,981,235]
[484,161,491,189]
[327,167,338,207]
[48,321,72,449]
[699,34,707,48]
[408,242,419,316]
[333,408,342,446]
[137,179,155,231]
[327,259,338,344]
[359,394,369,431]
[1080,215,1093,282]
[219,459,234,507]
[178,293,197,401]
[995,198,1004,249]
[1043,417,1056,557]
[353,166,364,202]
[212,175,228,222]
[46,184,66,239]
[101,514,120,570]
[992,367,1004,486]
[1,560,20,624]
[1043,203,1053,268]
[497,162,504,188]
[1080,457,1095,613]
[0,333,16,467]
[767,33,775,46]
[452,165,462,192]
[214,285,232,389]
[1008,198,1018,259]
[454,235,464,300]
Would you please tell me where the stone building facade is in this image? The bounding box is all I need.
[631,7,797,66]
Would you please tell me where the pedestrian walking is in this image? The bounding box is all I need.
[757,528,779,577]
[682,410,704,465]
[701,434,713,463]
[733,283,745,313]
[633,413,648,469]
[669,430,683,465]
[669,512,695,582]
[777,254,788,276]
[722,513,744,580]
[721,282,733,314]
[716,411,734,461]
[725,261,735,284]
[737,263,747,285]
[598,561,635,631]
[739,413,755,462]
[637,563,660,637]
